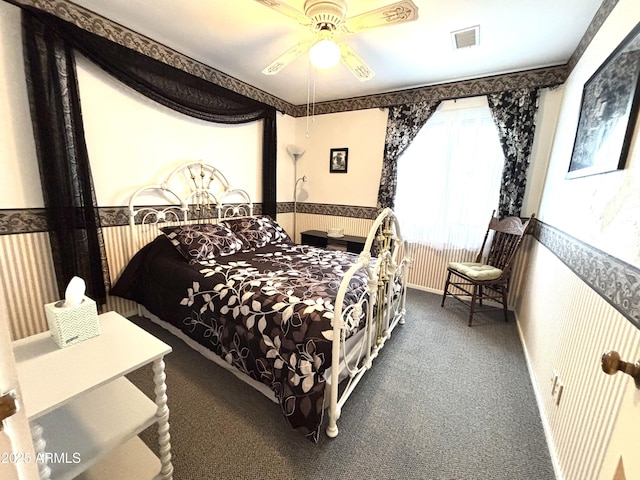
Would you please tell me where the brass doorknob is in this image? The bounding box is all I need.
[0,391,17,431]
[601,350,640,389]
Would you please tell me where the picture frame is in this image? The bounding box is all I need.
[329,148,348,173]
[567,23,640,179]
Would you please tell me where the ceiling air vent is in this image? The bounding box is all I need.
[452,26,479,49]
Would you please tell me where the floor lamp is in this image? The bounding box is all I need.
[286,144,306,241]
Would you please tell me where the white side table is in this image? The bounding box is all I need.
[13,311,173,479]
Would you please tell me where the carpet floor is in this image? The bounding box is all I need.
[127,288,555,480]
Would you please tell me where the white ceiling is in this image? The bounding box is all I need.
[70,0,603,105]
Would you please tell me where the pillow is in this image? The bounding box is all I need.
[161,223,244,263]
[223,216,292,250]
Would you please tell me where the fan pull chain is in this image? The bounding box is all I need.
[305,62,318,138]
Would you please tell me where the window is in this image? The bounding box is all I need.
[395,97,504,251]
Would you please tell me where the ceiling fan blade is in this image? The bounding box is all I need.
[262,41,313,75]
[341,0,419,34]
[340,44,375,82]
[253,0,312,26]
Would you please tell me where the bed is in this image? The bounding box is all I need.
[110,162,410,441]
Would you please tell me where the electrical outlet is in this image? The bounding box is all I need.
[551,370,564,406]
[556,383,564,406]
[551,370,559,397]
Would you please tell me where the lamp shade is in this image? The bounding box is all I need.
[286,144,306,160]
[309,39,341,69]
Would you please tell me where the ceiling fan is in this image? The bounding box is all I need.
[255,0,419,82]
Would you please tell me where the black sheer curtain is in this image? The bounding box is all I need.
[22,9,277,304]
[23,12,110,305]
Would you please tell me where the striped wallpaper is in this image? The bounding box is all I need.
[0,232,57,339]
[1,206,638,480]
[517,240,640,480]
[4,209,639,336]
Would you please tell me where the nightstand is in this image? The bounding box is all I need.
[13,311,173,479]
[300,230,367,253]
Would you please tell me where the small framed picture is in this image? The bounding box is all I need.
[330,148,348,173]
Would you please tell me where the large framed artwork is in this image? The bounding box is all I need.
[567,22,640,179]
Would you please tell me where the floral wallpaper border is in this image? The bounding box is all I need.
[0,209,48,234]
[0,203,377,233]
[293,66,568,116]
[568,0,619,71]
[532,219,640,330]
[11,0,615,116]
[3,206,637,328]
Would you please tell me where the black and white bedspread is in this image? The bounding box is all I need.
[111,235,371,441]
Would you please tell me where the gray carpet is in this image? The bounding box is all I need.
[127,288,555,480]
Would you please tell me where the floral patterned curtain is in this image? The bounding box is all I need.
[487,89,540,217]
[377,100,441,209]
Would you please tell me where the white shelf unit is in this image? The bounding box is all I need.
[12,311,173,480]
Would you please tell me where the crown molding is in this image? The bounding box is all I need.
[291,65,569,116]
[9,0,296,114]
[568,0,619,71]
[11,0,612,117]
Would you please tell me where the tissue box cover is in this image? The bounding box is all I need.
[45,296,100,348]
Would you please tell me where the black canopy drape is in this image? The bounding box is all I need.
[22,9,277,304]
[23,11,111,304]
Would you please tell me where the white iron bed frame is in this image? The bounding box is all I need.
[124,161,410,438]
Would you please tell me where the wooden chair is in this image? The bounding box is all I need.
[440,211,534,326]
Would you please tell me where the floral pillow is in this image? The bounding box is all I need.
[161,223,244,263]
[223,216,292,250]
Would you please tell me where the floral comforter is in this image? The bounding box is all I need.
[111,235,371,441]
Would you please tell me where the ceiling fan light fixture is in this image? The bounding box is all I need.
[304,0,346,29]
[309,39,341,69]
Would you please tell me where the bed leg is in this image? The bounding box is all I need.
[326,412,339,438]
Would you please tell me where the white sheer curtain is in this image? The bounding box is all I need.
[395,97,504,251]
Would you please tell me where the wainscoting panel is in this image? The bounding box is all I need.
[406,243,476,294]
[0,232,58,339]
[517,241,640,480]
[102,224,165,317]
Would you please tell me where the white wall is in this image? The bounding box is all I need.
[0,5,297,212]
[77,56,264,207]
[518,1,640,478]
[523,86,565,217]
[290,108,388,207]
[539,2,640,266]
[0,2,42,208]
